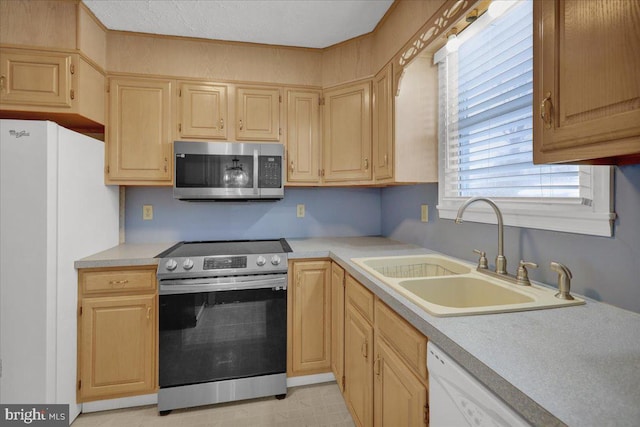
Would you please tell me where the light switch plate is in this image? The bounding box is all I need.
[297,204,305,218]
[421,205,428,222]
[143,205,153,220]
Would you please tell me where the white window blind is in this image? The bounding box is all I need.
[435,0,614,236]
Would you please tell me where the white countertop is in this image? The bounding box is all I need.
[76,236,640,426]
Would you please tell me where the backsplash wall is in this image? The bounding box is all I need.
[125,186,382,244]
[381,165,640,314]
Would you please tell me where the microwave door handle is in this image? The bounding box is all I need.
[254,149,259,194]
[159,276,287,295]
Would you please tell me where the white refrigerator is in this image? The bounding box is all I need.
[0,120,120,424]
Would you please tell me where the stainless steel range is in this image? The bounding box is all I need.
[156,239,291,414]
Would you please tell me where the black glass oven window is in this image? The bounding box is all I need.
[258,155,282,188]
[159,288,286,388]
[175,154,254,188]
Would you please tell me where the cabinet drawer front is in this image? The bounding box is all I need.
[80,267,156,294]
[375,301,427,382]
[346,275,374,324]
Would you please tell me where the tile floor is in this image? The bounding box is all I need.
[72,382,355,427]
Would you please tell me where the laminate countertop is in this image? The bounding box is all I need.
[76,236,640,426]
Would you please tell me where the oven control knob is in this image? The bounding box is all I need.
[165,259,178,271]
[256,256,267,266]
[271,255,281,266]
[183,259,194,270]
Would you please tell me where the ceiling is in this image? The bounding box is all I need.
[83,0,394,49]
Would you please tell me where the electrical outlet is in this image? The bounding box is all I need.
[143,205,153,220]
[297,204,305,218]
[421,204,429,222]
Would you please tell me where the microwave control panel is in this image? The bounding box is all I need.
[258,156,282,188]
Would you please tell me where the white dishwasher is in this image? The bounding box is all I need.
[427,342,531,427]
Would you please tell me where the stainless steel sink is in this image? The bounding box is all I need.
[352,254,584,317]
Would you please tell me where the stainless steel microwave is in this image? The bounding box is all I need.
[173,141,284,201]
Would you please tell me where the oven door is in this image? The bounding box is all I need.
[158,276,287,389]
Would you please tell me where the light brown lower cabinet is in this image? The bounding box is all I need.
[77,266,158,402]
[331,262,346,392]
[287,259,332,376]
[341,275,429,427]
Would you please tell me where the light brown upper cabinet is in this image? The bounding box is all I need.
[533,0,640,164]
[286,89,321,185]
[373,64,394,181]
[107,77,173,184]
[177,82,227,140]
[236,86,280,141]
[323,81,372,183]
[0,48,105,131]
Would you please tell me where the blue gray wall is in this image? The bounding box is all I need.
[125,186,382,243]
[124,165,639,313]
[381,165,640,314]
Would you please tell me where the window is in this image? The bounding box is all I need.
[435,0,615,237]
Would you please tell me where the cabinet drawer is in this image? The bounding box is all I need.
[346,275,374,324]
[375,300,427,382]
[80,267,156,294]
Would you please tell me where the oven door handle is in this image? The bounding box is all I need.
[159,275,287,295]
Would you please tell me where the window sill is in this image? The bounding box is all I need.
[437,198,616,237]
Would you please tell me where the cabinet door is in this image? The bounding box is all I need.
[331,262,346,392]
[178,82,227,139]
[323,81,372,182]
[288,260,332,376]
[79,294,156,402]
[236,86,280,141]
[344,304,374,427]
[0,49,72,108]
[533,0,640,164]
[374,338,428,427]
[286,89,321,184]
[373,64,393,181]
[107,78,172,182]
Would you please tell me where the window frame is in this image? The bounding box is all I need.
[435,0,615,237]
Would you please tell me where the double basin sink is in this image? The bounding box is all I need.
[351,254,584,317]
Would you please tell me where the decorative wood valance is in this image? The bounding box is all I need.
[392,0,478,95]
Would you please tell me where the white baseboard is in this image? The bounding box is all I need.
[81,393,157,413]
[286,372,336,388]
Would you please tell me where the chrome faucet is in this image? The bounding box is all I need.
[455,197,507,275]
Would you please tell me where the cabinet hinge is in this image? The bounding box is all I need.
[70,89,75,100]
[341,375,345,390]
[279,128,282,136]
[70,64,75,75]
[79,306,82,316]
[319,97,325,106]
[106,165,110,174]
[78,379,81,390]
[178,88,182,97]
[279,95,282,103]
[178,123,182,132]
[424,403,429,425]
